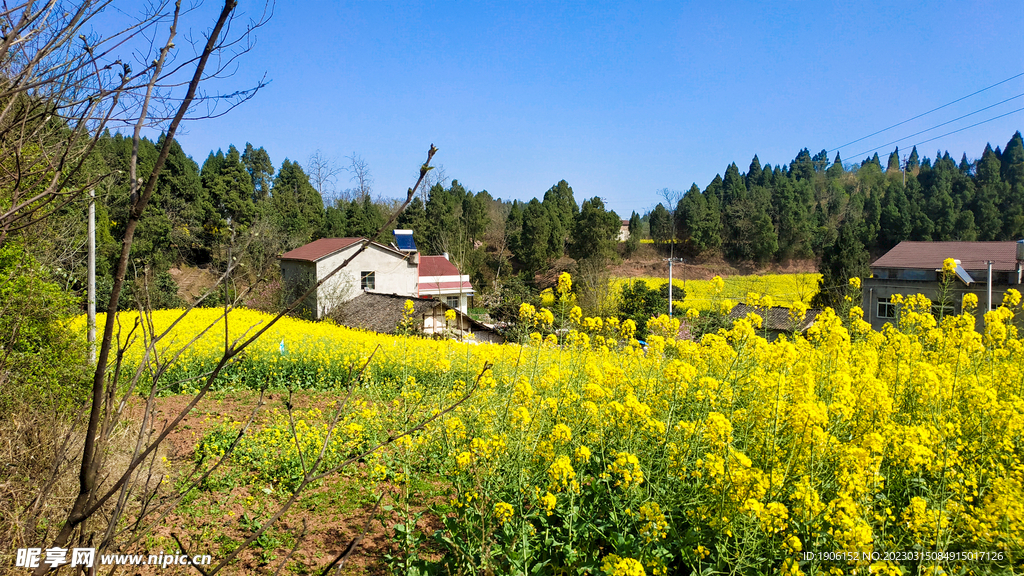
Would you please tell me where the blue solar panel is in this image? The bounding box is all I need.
[394,230,417,251]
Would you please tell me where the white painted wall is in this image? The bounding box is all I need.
[314,243,418,317]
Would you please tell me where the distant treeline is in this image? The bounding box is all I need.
[35,129,1024,311]
[655,132,1024,263]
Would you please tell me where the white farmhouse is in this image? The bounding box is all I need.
[278,235,475,319]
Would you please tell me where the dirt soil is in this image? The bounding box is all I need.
[123,391,433,575]
[168,266,221,304]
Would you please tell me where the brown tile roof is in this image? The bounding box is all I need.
[871,241,1021,271]
[280,237,411,262]
[279,238,362,262]
[728,303,823,332]
[332,292,441,333]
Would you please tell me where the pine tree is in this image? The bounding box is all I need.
[887,148,901,172]
[811,219,868,308]
[746,155,762,189]
[999,131,1024,238]
[974,145,1007,240]
[270,158,324,243]
[203,145,256,230]
[571,197,619,261]
[542,180,578,255]
[519,199,551,273]
[242,143,274,202]
[649,203,672,244]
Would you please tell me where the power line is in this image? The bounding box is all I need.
[829,71,1024,153]
[846,91,1024,160]
[909,105,1024,150]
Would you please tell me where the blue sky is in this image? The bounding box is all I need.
[163,1,1023,216]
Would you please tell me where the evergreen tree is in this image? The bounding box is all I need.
[649,203,672,244]
[879,180,911,250]
[812,149,830,173]
[519,199,551,273]
[746,155,762,189]
[395,196,427,243]
[319,206,347,238]
[463,190,490,243]
[505,200,524,258]
[242,143,274,202]
[158,135,210,262]
[676,184,722,254]
[790,148,815,181]
[624,211,641,256]
[826,152,844,179]
[424,181,462,253]
[908,146,920,171]
[270,158,324,243]
[811,219,868,308]
[999,131,1024,238]
[571,197,619,262]
[887,147,901,172]
[541,180,578,255]
[203,145,256,230]
[974,145,1007,240]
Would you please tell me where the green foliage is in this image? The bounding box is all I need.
[812,220,868,309]
[270,159,324,243]
[624,211,641,257]
[570,196,619,262]
[519,199,551,274]
[0,242,88,415]
[617,281,667,341]
[648,203,672,244]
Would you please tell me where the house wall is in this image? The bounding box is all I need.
[280,260,318,318]
[861,278,1003,331]
[312,243,417,318]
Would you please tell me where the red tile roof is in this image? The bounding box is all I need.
[871,241,1021,271]
[418,255,461,277]
[418,255,473,293]
[279,238,362,262]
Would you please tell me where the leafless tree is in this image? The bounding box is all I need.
[307,148,341,205]
[0,0,269,248]
[419,162,449,201]
[1,3,468,572]
[345,151,372,201]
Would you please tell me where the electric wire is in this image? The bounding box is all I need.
[846,92,1024,160]
[908,105,1024,151]
[829,71,1024,153]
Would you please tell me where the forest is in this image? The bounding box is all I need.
[18,128,1024,316]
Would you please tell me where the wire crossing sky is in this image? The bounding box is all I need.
[168,1,1024,216]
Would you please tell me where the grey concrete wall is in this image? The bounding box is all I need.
[861,278,1000,331]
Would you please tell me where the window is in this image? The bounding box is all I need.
[877,297,896,319]
[445,296,460,309]
[360,271,375,290]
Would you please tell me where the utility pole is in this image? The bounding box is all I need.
[87,188,96,364]
[665,255,683,316]
[987,260,993,312]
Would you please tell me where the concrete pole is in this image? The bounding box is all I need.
[668,258,673,317]
[987,260,993,312]
[88,188,96,364]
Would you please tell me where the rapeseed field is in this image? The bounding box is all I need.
[76,276,1023,574]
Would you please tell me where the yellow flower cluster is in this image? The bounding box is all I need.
[84,271,1024,573]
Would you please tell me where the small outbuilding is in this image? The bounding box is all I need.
[728,303,823,340]
[331,292,504,343]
